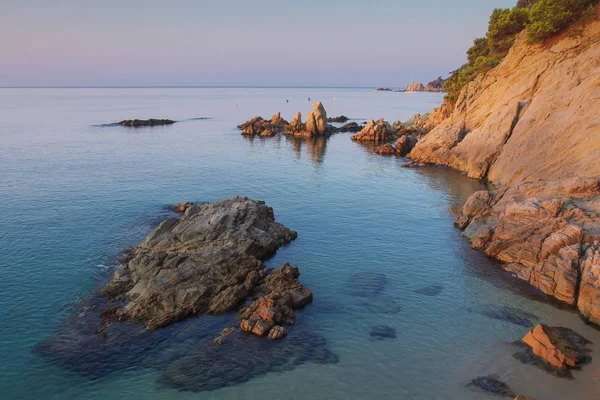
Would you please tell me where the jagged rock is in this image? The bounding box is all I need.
[101,197,297,329]
[374,143,396,155]
[284,102,332,137]
[238,113,289,136]
[172,202,194,213]
[351,119,397,142]
[239,263,313,338]
[395,135,418,156]
[112,119,176,127]
[268,325,288,340]
[521,324,592,370]
[327,115,349,123]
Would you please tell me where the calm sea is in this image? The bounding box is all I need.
[1,88,598,399]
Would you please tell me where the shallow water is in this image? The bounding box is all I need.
[1,88,599,399]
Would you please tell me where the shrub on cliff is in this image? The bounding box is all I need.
[526,0,599,42]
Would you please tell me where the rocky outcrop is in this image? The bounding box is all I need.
[283,102,332,137]
[327,115,349,123]
[425,77,445,92]
[456,178,600,323]
[395,135,418,156]
[520,324,592,372]
[405,81,425,92]
[237,113,289,136]
[351,119,397,142]
[113,119,176,127]
[409,16,600,185]
[335,122,362,133]
[101,196,298,329]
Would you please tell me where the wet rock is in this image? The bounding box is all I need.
[212,337,225,345]
[345,271,387,297]
[327,115,349,123]
[351,118,397,142]
[113,119,176,127]
[370,325,397,340]
[159,324,338,392]
[475,305,538,328]
[520,324,592,370]
[414,284,444,296]
[172,202,194,213]
[101,197,297,329]
[467,376,516,398]
[374,143,396,155]
[395,135,418,156]
[268,325,287,340]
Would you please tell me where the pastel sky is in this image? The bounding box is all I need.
[0,0,516,87]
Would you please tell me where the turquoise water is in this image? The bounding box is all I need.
[1,88,599,399]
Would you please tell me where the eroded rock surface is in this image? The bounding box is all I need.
[102,196,298,329]
[351,119,397,142]
[521,324,592,370]
[456,178,600,324]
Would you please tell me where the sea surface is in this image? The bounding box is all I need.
[1,88,599,399]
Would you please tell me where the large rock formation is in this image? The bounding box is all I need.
[521,324,591,370]
[425,77,445,92]
[456,178,600,324]
[102,196,298,329]
[351,118,397,142]
[285,102,330,137]
[409,17,600,185]
[407,13,600,324]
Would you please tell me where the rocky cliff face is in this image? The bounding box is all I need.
[409,12,600,325]
[409,15,600,186]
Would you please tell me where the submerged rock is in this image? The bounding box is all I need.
[414,284,444,296]
[101,196,297,329]
[159,324,338,392]
[351,119,397,142]
[113,119,176,127]
[467,376,515,398]
[473,305,538,328]
[518,324,592,373]
[370,325,397,340]
[345,272,387,297]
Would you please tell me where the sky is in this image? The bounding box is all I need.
[0,0,517,87]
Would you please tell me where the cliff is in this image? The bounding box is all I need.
[409,13,600,186]
[408,10,600,326]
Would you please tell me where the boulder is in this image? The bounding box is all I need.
[351,119,397,142]
[101,197,298,329]
[268,325,288,340]
[374,143,396,155]
[305,102,329,135]
[521,324,591,369]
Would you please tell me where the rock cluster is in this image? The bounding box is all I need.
[102,196,298,329]
[239,263,313,339]
[113,119,176,127]
[351,118,397,142]
[405,81,425,92]
[371,135,418,156]
[455,178,600,325]
[237,113,289,136]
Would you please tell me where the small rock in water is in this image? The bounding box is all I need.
[414,284,444,296]
[212,337,225,345]
[268,326,287,340]
[370,325,397,340]
[171,202,194,213]
[513,324,592,378]
[113,119,176,127]
[467,375,515,398]
[345,271,387,297]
